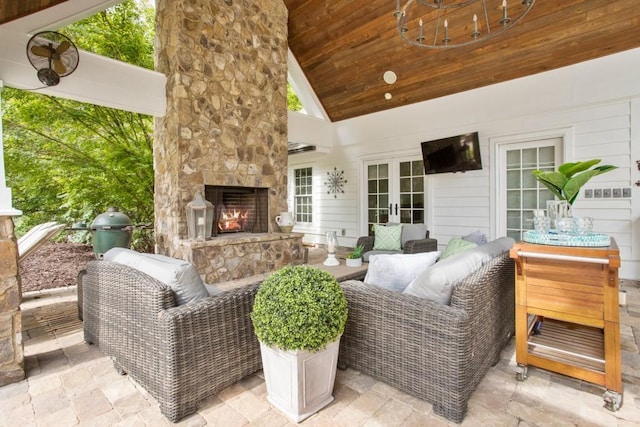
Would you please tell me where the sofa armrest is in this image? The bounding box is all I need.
[356,235,375,253]
[338,280,471,399]
[450,253,515,364]
[157,283,262,420]
[403,237,438,254]
[83,261,176,348]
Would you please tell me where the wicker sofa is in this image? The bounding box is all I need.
[82,260,262,422]
[338,247,515,423]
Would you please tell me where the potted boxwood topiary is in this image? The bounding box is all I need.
[345,244,365,267]
[251,265,348,422]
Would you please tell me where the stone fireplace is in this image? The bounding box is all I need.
[153,0,302,283]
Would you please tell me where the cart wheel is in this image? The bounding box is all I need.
[515,365,527,381]
[603,390,623,411]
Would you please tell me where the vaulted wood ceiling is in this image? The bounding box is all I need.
[4,1,640,124]
[285,0,640,122]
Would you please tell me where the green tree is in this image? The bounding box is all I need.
[287,83,303,112]
[3,0,155,249]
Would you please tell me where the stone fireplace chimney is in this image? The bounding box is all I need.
[154,0,301,282]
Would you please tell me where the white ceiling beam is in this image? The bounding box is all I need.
[0,27,166,116]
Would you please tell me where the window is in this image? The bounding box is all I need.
[294,167,313,223]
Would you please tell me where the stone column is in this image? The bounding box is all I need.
[154,0,289,256]
[0,216,23,386]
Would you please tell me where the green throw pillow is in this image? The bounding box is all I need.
[373,224,403,251]
[440,236,477,260]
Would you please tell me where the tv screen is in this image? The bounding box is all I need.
[421,132,482,175]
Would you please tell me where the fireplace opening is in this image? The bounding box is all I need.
[205,185,269,236]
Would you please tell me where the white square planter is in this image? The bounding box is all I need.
[259,337,340,423]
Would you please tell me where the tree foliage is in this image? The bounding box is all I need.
[4,0,304,248]
[287,83,303,112]
[3,0,155,248]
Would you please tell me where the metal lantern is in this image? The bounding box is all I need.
[323,231,340,266]
[186,192,214,241]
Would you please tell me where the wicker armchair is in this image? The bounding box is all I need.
[83,261,262,422]
[338,252,515,423]
[356,224,438,259]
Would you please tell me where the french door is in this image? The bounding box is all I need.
[364,158,425,235]
[498,138,562,240]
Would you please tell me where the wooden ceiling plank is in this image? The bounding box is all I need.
[0,0,68,25]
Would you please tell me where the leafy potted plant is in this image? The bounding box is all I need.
[345,244,365,267]
[533,159,617,227]
[250,265,348,422]
[533,159,617,205]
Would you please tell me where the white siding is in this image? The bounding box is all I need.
[288,47,640,278]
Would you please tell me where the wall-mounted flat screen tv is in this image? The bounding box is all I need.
[421,132,482,175]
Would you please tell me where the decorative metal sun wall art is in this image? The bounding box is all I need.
[325,167,347,198]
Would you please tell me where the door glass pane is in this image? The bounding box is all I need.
[507,170,520,189]
[400,177,411,193]
[539,146,555,167]
[413,193,424,208]
[368,164,378,179]
[522,148,537,168]
[400,193,411,208]
[412,178,423,193]
[507,150,520,168]
[400,161,411,176]
[522,168,537,188]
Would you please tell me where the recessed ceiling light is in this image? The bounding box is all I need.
[385,93,392,100]
[383,71,397,85]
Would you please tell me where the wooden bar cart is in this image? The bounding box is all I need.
[510,238,623,411]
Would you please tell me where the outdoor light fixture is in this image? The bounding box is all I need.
[323,231,340,266]
[186,191,214,241]
[395,0,535,49]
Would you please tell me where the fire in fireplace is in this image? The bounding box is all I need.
[205,185,269,235]
[218,209,249,232]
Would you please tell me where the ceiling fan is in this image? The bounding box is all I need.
[26,31,79,87]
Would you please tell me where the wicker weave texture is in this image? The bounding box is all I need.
[339,253,515,423]
[356,234,438,254]
[83,261,262,422]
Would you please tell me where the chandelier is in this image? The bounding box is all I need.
[395,0,535,49]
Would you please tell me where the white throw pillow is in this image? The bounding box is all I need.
[364,251,441,292]
[104,248,211,305]
[403,237,515,305]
